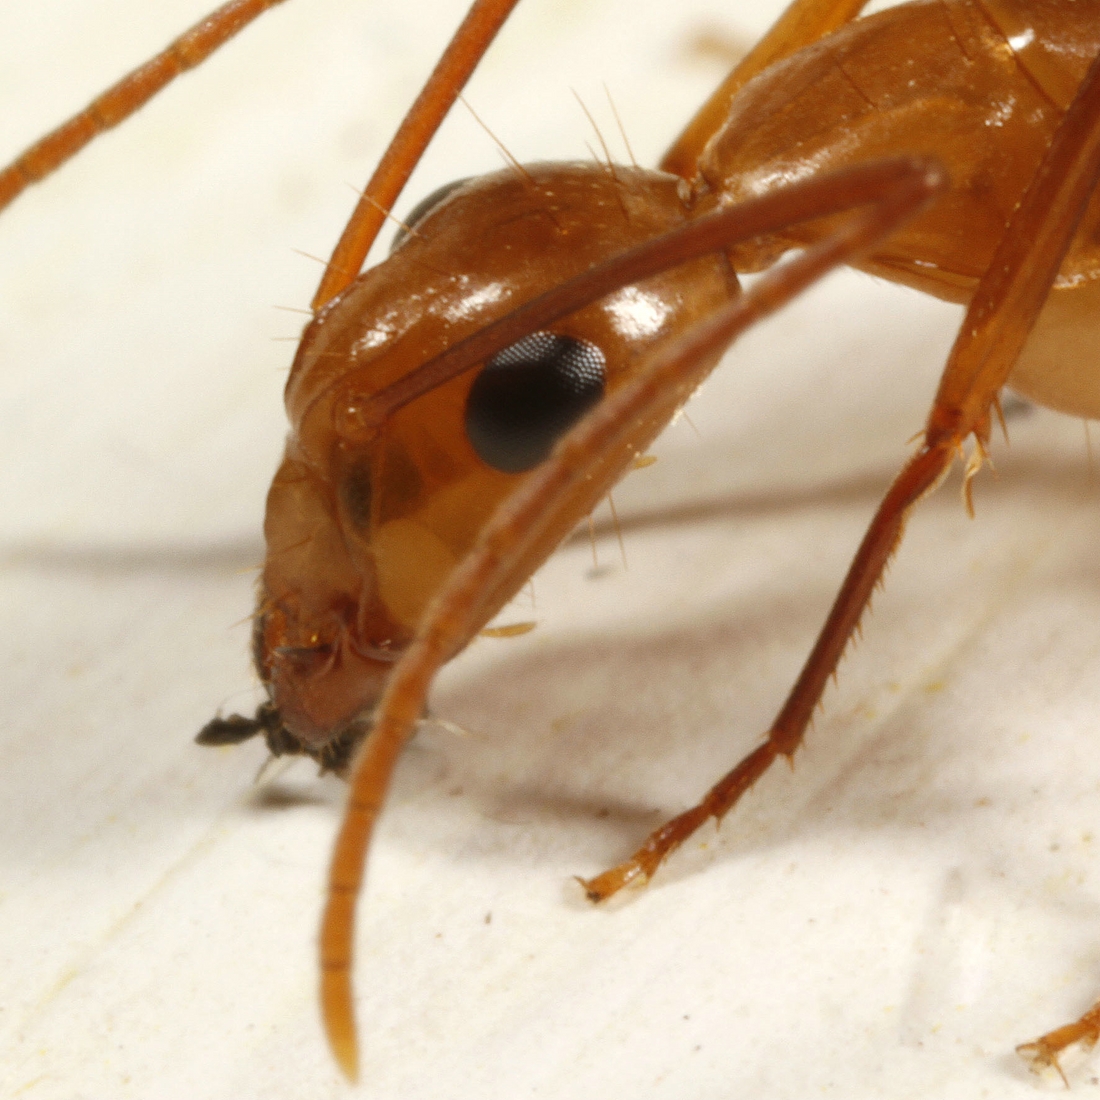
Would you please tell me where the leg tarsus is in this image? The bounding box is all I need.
[1018,1001,1100,1087]
[580,740,779,902]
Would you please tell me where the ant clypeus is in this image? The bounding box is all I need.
[3,0,1100,1095]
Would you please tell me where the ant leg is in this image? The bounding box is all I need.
[1017,1005,1100,1088]
[662,0,870,178]
[584,47,1100,902]
[312,0,521,309]
[0,0,522,295]
[0,0,290,212]
[579,439,954,899]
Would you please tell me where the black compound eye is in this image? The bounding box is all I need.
[465,332,606,474]
[390,178,471,254]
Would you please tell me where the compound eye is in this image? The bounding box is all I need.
[390,178,470,253]
[464,332,606,474]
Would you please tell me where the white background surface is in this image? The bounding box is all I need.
[2,1,1100,1096]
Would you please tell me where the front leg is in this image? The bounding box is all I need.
[584,47,1100,904]
[580,437,955,900]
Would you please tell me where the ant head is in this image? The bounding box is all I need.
[254,162,735,751]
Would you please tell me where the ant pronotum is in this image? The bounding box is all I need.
[4,0,1100,1094]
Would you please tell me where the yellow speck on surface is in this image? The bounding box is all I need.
[480,621,538,638]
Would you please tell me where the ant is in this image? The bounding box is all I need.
[6,0,1100,1091]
